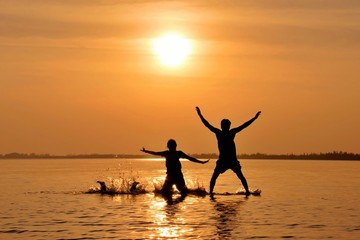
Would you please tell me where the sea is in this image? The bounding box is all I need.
[0,158,359,240]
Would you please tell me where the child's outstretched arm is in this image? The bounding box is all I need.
[141,147,163,156]
[182,151,209,164]
[196,106,218,133]
[233,111,261,133]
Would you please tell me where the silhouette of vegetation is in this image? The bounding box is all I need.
[0,151,359,160]
[194,151,360,160]
[0,152,144,159]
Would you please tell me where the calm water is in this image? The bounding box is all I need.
[0,158,359,239]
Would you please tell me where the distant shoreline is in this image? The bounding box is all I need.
[1,151,359,160]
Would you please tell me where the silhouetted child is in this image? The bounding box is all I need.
[196,106,261,197]
[141,139,209,197]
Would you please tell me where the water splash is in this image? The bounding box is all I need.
[152,178,165,194]
[87,176,207,196]
[152,178,207,196]
[236,187,262,196]
[87,176,148,195]
[186,178,207,196]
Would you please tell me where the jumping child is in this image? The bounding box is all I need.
[196,106,261,197]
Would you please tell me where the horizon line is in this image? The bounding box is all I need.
[1,151,359,160]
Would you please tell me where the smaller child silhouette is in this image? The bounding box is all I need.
[141,139,209,196]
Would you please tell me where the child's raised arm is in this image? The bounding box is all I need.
[196,106,218,133]
[232,111,261,133]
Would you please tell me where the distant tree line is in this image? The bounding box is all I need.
[0,152,145,159]
[194,151,360,160]
[0,151,359,160]
[250,151,360,160]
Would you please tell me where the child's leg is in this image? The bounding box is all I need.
[175,175,187,197]
[233,167,250,194]
[161,177,173,194]
[209,170,220,195]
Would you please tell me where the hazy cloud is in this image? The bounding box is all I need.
[0,13,133,39]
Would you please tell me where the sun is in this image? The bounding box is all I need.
[152,33,192,67]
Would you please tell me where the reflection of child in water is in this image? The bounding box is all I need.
[141,139,209,196]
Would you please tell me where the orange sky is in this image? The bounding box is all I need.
[0,0,359,155]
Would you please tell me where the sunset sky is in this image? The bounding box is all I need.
[1,0,359,155]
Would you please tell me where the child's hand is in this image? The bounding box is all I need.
[196,106,201,115]
[140,147,146,152]
[202,159,210,164]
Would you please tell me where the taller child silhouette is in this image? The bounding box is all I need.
[196,107,261,197]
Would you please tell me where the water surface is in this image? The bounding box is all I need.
[0,159,359,239]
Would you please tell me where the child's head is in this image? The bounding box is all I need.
[167,139,177,151]
[221,119,231,131]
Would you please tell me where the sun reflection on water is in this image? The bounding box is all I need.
[147,195,195,239]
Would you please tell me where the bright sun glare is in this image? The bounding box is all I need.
[152,33,192,67]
